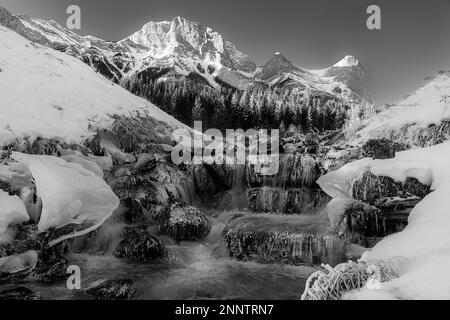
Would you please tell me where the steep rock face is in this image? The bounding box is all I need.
[323,56,372,105]
[255,53,301,82]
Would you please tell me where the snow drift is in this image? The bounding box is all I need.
[318,141,450,299]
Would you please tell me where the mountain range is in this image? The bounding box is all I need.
[0,6,372,106]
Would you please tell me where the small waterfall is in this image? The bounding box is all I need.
[68,211,127,256]
[247,187,330,215]
[215,164,248,211]
[223,213,346,266]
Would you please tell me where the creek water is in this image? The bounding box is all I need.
[19,209,318,300]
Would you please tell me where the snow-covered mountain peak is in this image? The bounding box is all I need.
[333,55,360,68]
[0,5,370,105]
[125,16,225,57]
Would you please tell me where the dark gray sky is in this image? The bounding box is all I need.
[2,0,450,105]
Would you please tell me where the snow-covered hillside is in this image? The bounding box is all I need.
[0,25,187,147]
[354,71,450,143]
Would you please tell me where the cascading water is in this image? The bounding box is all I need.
[18,150,342,300]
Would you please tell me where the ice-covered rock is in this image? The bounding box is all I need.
[61,154,104,178]
[11,152,120,246]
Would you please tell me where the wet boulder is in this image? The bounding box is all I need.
[33,256,69,283]
[326,198,386,247]
[86,278,137,300]
[0,224,41,256]
[159,204,210,241]
[0,250,38,283]
[114,226,167,262]
[119,198,151,224]
[223,213,345,266]
[0,286,41,300]
[106,162,195,215]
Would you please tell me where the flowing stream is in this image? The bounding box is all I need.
[7,161,333,300]
[18,209,318,300]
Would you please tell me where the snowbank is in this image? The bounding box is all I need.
[11,152,120,246]
[0,26,187,147]
[318,141,450,299]
[0,190,29,243]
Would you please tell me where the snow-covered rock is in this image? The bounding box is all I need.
[11,152,120,246]
[318,141,450,299]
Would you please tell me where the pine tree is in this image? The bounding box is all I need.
[192,95,203,123]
